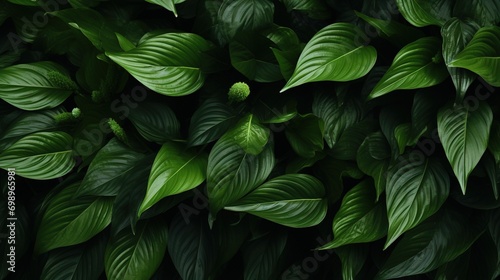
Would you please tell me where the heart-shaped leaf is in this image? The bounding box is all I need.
[106,33,211,96]
[438,102,493,194]
[0,61,75,111]
[225,114,270,155]
[281,23,377,91]
[320,180,387,249]
[0,131,75,180]
[385,157,450,248]
[441,18,479,101]
[225,174,327,228]
[128,101,180,143]
[35,182,114,254]
[377,208,487,279]
[139,141,207,216]
[77,138,146,197]
[105,221,168,280]
[368,37,449,99]
[207,134,275,216]
[449,26,500,87]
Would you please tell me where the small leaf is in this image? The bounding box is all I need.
[320,180,387,249]
[105,221,168,280]
[0,62,75,111]
[225,114,270,155]
[168,214,216,280]
[285,114,324,158]
[368,37,449,99]
[107,33,211,96]
[449,26,500,87]
[377,208,487,279]
[139,141,207,216]
[77,138,146,197]
[225,174,327,228]
[145,0,186,17]
[0,132,75,180]
[35,183,113,254]
[437,102,493,194]
[207,134,275,215]
[128,101,180,143]
[385,157,450,248]
[281,23,377,91]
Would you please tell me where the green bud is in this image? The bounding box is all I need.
[53,112,74,124]
[108,118,129,144]
[47,71,78,91]
[71,108,81,118]
[228,82,250,103]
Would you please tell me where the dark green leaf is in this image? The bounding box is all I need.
[128,102,180,143]
[335,244,369,280]
[285,114,324,158]
[395,0,452,27]
[146,0,186,17]
[243,232,287,280]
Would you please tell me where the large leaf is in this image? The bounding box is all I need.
[146,0,186,17]
[437,102,493,194]
[187,99,237,147]
[139,141,207,216]
[281,23,377,91]
[128,101,180,143]
[356,131,391,200]
[105,221,168,280]
[453,0,500,26]
[312,92,363,148]
[385,157,450,248]
[377,208,487,279]
[0,61,75,111]
[41,234,107,280]
[225,174,327,228]
[395,0,452,27]
[441,18,479,101]
[320,180,387,249]
[335,244,369,280]
[449,26,500,87]
[218,0,274,42]
[35,183,114,254]
[106,33,211,96]
[243,231,287,280]
[330,119,378,161]
[368,37,449,99]
[168,214,216,280]
[285,114,324,158]
[0,132,75,180]
[225,114,270,155]
[77,138,146,197]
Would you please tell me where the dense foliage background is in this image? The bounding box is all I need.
[1,0,500,279]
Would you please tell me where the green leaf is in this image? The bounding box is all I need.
[489,120,500,164]
[225,114,270,155]
[187,99,237,147]
[105,221,168,280]
[6,0,38,6]
[454,0,500,26]
[168,214,216,280]
[312,92,363,148]
[320,180,387,249]
[218,0,274,42]
[377,208,487,279]
[35,182,114,254]
[449,26,500,87]
[385,157,450,249]
[314,158,364,204]
[0,61,75,111]
[207,134,275,215]
[490,208,500,279]
[41,234,107,280]
[368,37,449,99]
[281,23,377,91]
[243,232,287,280]
[139,141,207,216]
[437,102,493,194]
[128,101,180,143]
[106,33,211,96]
[77,139,146,197]
[409,90,442,145]
[0,132,75,180]
[285,114,324,158]
[441,18,480,101]
[145,0,186,17]
[225,174,327,228]
[356,132,391,200]
[394,123,411,154]
[395,0,453,27]
[335,244,369,280]
[253,97,297,124]
[355,11,425,46]
[280,0,330,19]
[330,119,378,161]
